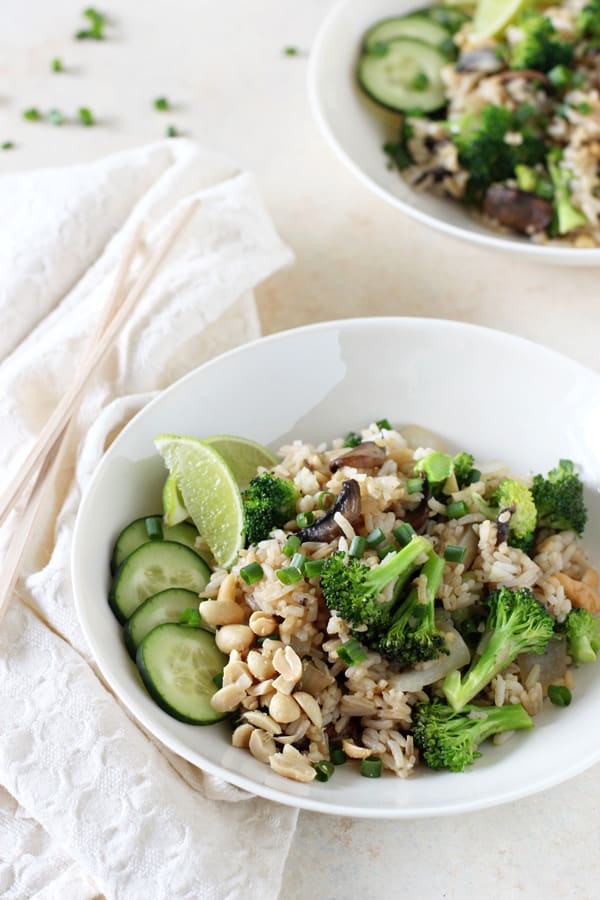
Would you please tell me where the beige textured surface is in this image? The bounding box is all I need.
[2,1,600,898]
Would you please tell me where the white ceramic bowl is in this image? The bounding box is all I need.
[72,318,600,818]
[308,0,600,265]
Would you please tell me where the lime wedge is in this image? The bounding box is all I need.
[202,434,279,490]
[162,474,189,526]
[473,0,528,38]
[154,434,244,568]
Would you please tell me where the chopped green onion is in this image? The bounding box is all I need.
[76,7,106,40]
[360,756,382,778]
[51,57,63,72]
[446,500,468,519]
[329,744,347,765]
[180,608,203,627]
[154,96,170,111]
[48,109,64,126]
[283,534,301,557]
[240,562,264,585]
[313,760,335,782]
[2,141,14,150]
[166,124,178,138]
[410,72,430,91]
[467,468,482,484]
[144,516,163,539]
[349,536,366,558]
[393,522,416,546]
[23,108,41,121]
[304,558,325,578]
[212,673,224,689]
[290,552,305,572]
[343,431,362,448]
[548,684,572,707]
[283,46,299,56]
[365,527,385,547]
[296,511,315,528]
[577,102,592,115]
[444,544,466,563]
[377,543,395,560]
[277,566,302,585]
[406,477,424,495]
[547,64,571,90]
[337,638,367,667]
[375,418,392,431]
[318,491,335,510]
[78,107,95,126]
[257,632,280,645]
[368,41,389,57]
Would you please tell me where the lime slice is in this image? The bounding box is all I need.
[154,434,244,568]
[162,474,189,526]
[202,434,279,490]
[473,0,528,38]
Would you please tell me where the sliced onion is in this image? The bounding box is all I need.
[389,623,471,693]
[518,637,567,688]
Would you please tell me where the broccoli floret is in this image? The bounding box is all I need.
[443,586,554,711]
[412,699,533,771]
[494,479,537,552]
[564,608,600,664]
[242,473,299,544]
[453,105,546,198]
[509,13,574,72]
[378,552,448,664]
[532,458,587,535]
[319,535,431,644]
[577,0,600,39]
[453,452,475,487]
[547,148,588,235]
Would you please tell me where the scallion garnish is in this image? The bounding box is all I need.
[144,516,163,539]
[365,527,385,547]
[444,544,466,563]
[283,46,299,56]
[337,638,367,667]
[76,7,106,40]
[154,96,170,111]
[360,756,382,778]
[290,552,305,572]
[349,536,366,558]
[548,684,572,707]
[52,57,64,72]
[179,608,203,627]
[240,562,264,585]
[166,124,178,138]
[296,511,315,528]
[2,141,14,150]
[329,743,347,765]
[406,477,424,494]
[78,107,95,126]
[23,108,41,121]
[277,566,302,585]
[377,543,395,560]
[48,109,64,126]
[313,760,335,782]
[343,431,362,448]
[446,500,468,519]
[375,417,392,431]
[283,534,301,557]
[304,558,325,578]
[318,491,335,510]
[393,522,415,546]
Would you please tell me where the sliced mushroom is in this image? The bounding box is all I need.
[330,441,386,473]
[296,479,361,543]
[483,184,553,235]
[456,48,503,74]
[494,69,551,88]
[402,480,431,533]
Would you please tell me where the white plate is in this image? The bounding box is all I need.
[308,0,600,266]
[72,318,600,817]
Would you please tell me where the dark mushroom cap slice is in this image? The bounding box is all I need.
[456,49,504,74]
[330,441,386,473]
[483,184,553,235]
[295,479,361,543]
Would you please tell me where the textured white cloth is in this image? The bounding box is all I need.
[0,140,297,899]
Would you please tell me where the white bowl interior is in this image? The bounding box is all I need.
[308,0,600,264]
[72,318,600,817]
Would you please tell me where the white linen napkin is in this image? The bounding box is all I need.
[0,140,298,900]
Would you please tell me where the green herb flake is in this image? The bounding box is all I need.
[154,96,170,111]
[23,108,42,122]
[1,141,14,150]
[48,109,65,126]
[166,124,178,138]
[51,57,64,72]
[577,102,592,114]
[283,46,299,56]
[410,72,430,91]
[78,107,95,126]
[76,7,106,40]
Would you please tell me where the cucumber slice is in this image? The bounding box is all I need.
[109,541,211,623]
[111,516,202,571]
[358,38,447,113]
[136,623,227,724]
[364,14,450,51]
[124,588,208,657]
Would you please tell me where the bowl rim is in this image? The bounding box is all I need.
[72,316,600,817]
[307,0,600,263]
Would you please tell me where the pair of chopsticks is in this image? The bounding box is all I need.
[0,199,200,625]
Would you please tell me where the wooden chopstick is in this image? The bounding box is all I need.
[0,199,200,530]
